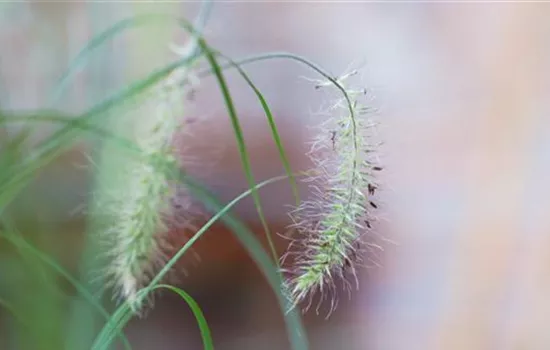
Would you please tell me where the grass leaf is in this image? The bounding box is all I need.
[155,284,213,350]
[0,219,133,350]
[215,52,300,206]
[199,38,280,270]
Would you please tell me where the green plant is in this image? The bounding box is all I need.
[0,1,382,349]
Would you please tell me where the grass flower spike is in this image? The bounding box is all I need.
[282,68,382,314]
[99,51,201,312]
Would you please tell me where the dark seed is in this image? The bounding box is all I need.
[368,184,377,196]
[344,258,352,268]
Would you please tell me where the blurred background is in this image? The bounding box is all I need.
[1,1,550,350]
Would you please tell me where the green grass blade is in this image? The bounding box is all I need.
[0,295,28,329]
[91,301,134,350]
[215,52,300,206]
[155,284,213,350]
[93,284,213,350]
[92,284,215,350]
[0,111,134,150]
[0,225,132,350]
[50,10,210,107]
[50,16,173,107]
[0,124,32,191]
[192,52,356,123]
[199,39,279,269]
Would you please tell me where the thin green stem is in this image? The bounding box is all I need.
[200,41,280,269]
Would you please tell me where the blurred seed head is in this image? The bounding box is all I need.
[96,62,203,312]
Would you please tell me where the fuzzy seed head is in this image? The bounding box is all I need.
[97,63,200,312]
[282,68,382,315]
